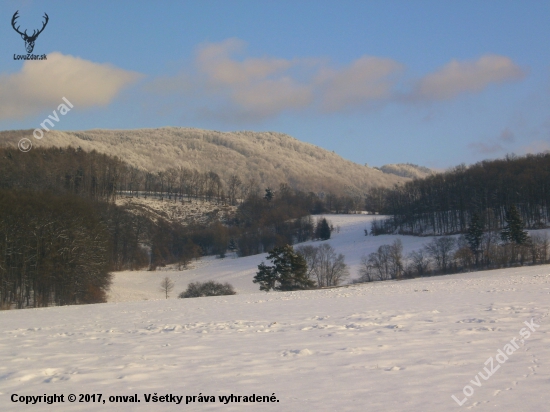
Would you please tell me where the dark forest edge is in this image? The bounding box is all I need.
[365,152,550,236]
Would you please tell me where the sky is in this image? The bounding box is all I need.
[0,0,549,169]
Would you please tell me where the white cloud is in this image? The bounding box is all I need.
[315,57,403,111]
[148,39,402,120]
[0,52,142,120]
[197,38,293,86]
[194,39,312,119]
[414,55,525,100]
[146,41,527,122]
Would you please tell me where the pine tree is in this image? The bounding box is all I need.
[264,188,274,202]
[466,213,483,253]
[228,238,238,252]
[254,262,278,292]
[501,205,528,245]
[253,245,315,291]
[317,218,331,240]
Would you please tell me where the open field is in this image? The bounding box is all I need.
[1,215,549,411]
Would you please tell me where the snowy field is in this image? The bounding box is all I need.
[1,215,549,411]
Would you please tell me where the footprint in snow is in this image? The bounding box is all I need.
[281,349,313,357]
[384,366,405,371]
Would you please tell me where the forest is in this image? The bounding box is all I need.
[365,153,550,236]
[0,147,349,308]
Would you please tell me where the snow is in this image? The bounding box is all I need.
[1,215,549,411]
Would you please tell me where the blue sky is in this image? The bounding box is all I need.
[0,1,549,168]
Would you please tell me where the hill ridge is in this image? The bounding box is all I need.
[0,127,423,195]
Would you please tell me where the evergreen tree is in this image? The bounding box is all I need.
[317,218,332,240]
[228,238,238,252]
[264,188,274,202]
[465,213,483,255]
[253,245,315,291]
[254,262,278,291]
[501,205,528,245]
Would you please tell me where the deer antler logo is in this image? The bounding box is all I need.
[11,11,49,54]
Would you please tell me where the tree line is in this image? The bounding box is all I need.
[365,153,550,236]
[358,208,548,282]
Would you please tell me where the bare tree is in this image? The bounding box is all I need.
[388,239,404,279]
[480,230,500,267]
[358,254,375,282]
[165,169,178,201]
[295,245,319,282]
[159,276,175,299]
[227,174,242,205]
[530,233,549,264]
[425,236,456,273]
[177,166,192,201]
[407,249,431,277]
[315,244,349,287]
[369,244,393,280]
[297,244,349,287]
[359,239,403,282]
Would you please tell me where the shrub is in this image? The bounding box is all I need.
[179,281,236,298]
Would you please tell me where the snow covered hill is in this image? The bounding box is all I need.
[0,128,407,196]
[1,215,549,411]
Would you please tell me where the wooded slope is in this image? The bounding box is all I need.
[0,127,409,196]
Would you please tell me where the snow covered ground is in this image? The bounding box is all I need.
[1,215,549,411]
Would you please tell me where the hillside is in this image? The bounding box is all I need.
[0,128,406,196]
